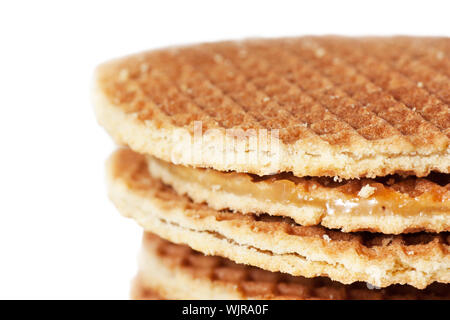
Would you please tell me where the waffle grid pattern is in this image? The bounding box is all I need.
[99,37,449,151]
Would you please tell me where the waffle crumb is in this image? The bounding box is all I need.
[358,184,376,198]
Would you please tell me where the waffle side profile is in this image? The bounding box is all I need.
[107,149,450,289]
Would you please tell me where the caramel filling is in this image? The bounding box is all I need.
[149,157,449,218]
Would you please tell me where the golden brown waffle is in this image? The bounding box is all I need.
[107,149,450,289]
[134,233,450,300]
[148,155,449,234]
[94,37,450,179]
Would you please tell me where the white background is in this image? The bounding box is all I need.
[0,0,448,299]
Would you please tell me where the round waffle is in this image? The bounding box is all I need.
[147,155,449,234]
[94,37,450,179]
[132,233,450,300]
[107,149,450,289]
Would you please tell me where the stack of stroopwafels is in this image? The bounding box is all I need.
[94,37,450,300]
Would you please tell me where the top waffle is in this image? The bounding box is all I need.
[94,36,450,179]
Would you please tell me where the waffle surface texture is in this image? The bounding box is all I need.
[132,233,450,300]
[108,149,450,289]
[94,36,450,179]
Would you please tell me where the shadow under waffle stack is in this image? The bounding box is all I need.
[94,36,450,299]
[133,233,450,300]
